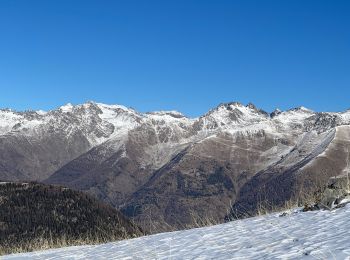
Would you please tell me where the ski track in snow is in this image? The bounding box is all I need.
[5,205,350,260]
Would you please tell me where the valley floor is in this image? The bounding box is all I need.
[4,204,350,259]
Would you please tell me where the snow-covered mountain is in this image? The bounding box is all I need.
[1,101,350,232]
[4,204,350,259]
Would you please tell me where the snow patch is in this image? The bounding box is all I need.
[59,103,74,113]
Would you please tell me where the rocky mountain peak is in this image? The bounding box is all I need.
[246,102,258,110]
[270,108,282,118]
[289,106,314,113]
[146,110,187,119]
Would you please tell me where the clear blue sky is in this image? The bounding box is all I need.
[0,0,349,116]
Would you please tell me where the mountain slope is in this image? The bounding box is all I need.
[1,101,350,232]
[0,182,142,255]
[228,128,336,218]
[0,103,116,181]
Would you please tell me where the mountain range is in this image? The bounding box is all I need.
[1,101,350,232]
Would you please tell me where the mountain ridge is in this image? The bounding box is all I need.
[1,101,350,232]
[2,100,345,119]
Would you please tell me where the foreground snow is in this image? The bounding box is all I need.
[5,205,350,259]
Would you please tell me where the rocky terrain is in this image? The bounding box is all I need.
[1,101,350,232]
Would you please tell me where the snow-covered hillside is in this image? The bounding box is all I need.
[4,205,350,259]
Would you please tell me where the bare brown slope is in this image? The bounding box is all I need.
[297,125,350,196]
[44,124,190,207]
[120,130,296,233]
[228,127,350,219]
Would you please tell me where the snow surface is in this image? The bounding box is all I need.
[5,205,350,259]
[59,103,74,113]
[340,110,350,123]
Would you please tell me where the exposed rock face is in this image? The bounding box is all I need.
[1,102,350,232]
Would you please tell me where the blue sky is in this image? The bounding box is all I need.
[0,0,349,117]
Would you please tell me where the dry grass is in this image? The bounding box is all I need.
[0,232,142,256]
